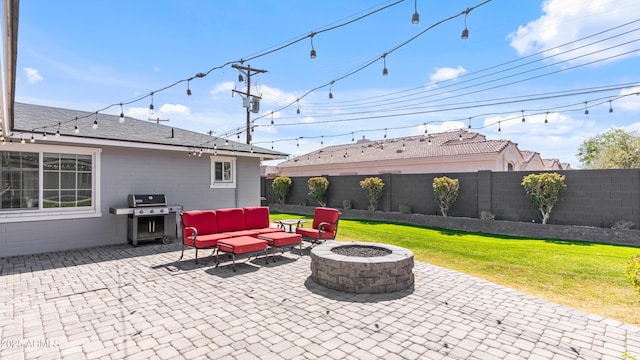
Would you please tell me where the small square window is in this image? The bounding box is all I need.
[210,156,236,188]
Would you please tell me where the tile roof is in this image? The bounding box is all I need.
[278,130,514,168]
[11,102,286,158]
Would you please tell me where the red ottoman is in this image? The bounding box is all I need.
[216,236,268,271]
[258,232,303,259]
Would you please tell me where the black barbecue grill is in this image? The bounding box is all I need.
[109,194,182,246]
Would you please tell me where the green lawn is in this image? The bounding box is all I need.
[271,212,640,326]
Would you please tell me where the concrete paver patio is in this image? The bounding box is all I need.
[1,241,639,359]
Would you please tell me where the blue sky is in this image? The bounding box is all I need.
[15,0,640,168]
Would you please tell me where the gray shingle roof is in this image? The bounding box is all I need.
[278,130,513,168]
[11,102,287,158]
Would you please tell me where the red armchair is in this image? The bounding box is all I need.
[296,207,341,243]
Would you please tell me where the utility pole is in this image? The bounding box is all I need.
[232,64,267,144]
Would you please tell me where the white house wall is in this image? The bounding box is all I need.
[0,145,262,257]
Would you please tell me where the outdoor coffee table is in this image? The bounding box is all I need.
[216,236,268,272]
[277,219,308,233]
[258,232,303,259]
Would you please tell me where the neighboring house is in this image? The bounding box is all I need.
[1,103,286,256]
[271,130,569,177]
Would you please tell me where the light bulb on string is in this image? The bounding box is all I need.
[521,110,525,123]
[56,123,61,137]
[186,80,192,96]
[411,0,419,24]
[30,133,35,143]
[296,100,300,115]
[74,117,79,134]
[309,32,317,59]
[329,81,334,99]
[93,112,99,129]
[498,121,502,132]
[544,112,549,124]
[461,8,470,39]
[468,118,472,129]
[119,103,125,123]
[584,101,589,116]
[42,131,47,140]
[20,136,25,144]
[270,112,274,125]
[609,100,614,114]
[149,92,155,114]
[382,53,388,76]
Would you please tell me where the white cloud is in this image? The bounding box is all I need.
[153,67,161,72]
[125,107,151,120]
[507,0,640,65]
[210,81,236,95]
[616,86,640,111]
[158,103,191,116]
[23,67,43,84]
[429,66,467,83]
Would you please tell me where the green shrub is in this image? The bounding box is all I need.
[521,172,567,225]
[308,177,329,207]
[433,176,459,217]
[612,220,635,230]
[626,254,640,302]
[342,199,352,210]
[272,176,292,204]
[360,177,385,211]
[399,204,412,214]
[480,211,495,220]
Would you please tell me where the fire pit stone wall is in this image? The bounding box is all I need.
[310,242,414,294]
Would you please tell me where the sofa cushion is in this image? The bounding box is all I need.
[312,207,340,233]
[181,211,218,237]
[216,208,246,233]
[296,227,335,239]
[186,233,232,248]
[220,229,260,238]
[243,206,270,229]
[259,232,302,247]
[256,227,284,235]
[218,236,267,255]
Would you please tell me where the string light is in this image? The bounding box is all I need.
[56,123,61,137]
[30,133,35,143]
[93,112,99,129]
[187,80,192,96]
[149,92,155,114]
[461,8,470,39]
[411,0,419,24]
[468,117,472,129]
[584,101,589,115]
[382,53,388,76]
[521,110,525,123]
[498,121,502,132]
[544,111,549,124]
[271,112,275,125]
[42,131,47,140]
[609,100,614,113]
[20,136,25,144]
[74,118,79,134]
[329,81,334,99]
[309,32,317,59]
[384,128,387,139]
[296,100,300,115]
[119,103,125,123]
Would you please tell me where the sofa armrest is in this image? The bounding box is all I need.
[183,226,198,243]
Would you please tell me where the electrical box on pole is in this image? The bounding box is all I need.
[231,64,267,144]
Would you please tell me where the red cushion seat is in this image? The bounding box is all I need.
[296,227,335,239]
[259,232,302,247]
[218,236,267,255]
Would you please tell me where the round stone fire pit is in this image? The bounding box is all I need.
[310,242,414,294]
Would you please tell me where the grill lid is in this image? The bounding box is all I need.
[128,194,168,208]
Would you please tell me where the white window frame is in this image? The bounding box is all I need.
[210,155,236,189]
[0,144,101,223]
